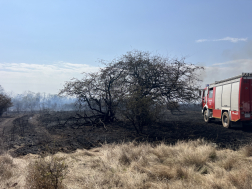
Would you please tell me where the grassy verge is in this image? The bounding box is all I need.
[1,139,252,188]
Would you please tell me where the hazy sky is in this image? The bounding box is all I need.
[1,0,252,94]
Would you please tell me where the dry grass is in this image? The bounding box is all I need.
[241,144,252,157]
[61,139,252,189]
[1,139,252,188]
[0,153,13,181]
[0,152,28,188]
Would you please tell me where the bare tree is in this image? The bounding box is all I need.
[60,50,203,132]
[112,51,203,133]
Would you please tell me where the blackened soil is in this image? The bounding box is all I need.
[1,111,252,157]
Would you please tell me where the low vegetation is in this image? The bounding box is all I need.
[0,154,13,181]
[26,155,68,189]
[1,139,252,188]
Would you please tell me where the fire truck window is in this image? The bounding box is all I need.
[209,89,213,98]
[204,90,207,97]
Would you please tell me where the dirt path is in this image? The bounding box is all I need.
[0,117,18,135]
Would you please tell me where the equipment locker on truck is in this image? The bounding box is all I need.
[200,73,252,128]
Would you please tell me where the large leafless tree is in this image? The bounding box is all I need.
[60,50,203,133]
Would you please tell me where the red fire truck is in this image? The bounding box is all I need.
[201,73,252,128]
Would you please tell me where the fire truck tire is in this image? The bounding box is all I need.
[204,110,211,123]
[222,112,230,128]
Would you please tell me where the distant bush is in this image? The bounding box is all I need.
[26,156,68,189]
[0,85,12,117]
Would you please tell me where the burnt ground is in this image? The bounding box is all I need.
[0,110,252,157]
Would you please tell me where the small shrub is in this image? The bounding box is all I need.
[26,156,68,189]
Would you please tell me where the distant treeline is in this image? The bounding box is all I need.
[9,91,77,112]
[6,91,201,114]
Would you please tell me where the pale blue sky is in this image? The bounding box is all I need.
[0,0,252,93]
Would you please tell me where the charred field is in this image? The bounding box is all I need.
[0,109,252,157]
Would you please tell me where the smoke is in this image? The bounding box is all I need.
[244,40,252,58]
[222,40,252,60]
[201,59,252,88]
[199,40,252,88]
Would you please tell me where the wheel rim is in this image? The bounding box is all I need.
[223,115,228,126]
[204,111,208,121]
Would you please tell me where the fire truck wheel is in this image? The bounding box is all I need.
[204,110,211,123]
[222,112,230,128]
